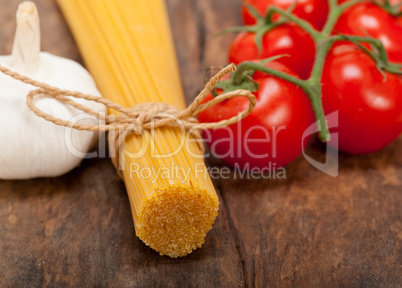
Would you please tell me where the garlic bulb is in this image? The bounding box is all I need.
[0,2,106,179]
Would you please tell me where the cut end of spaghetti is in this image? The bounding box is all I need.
[135,186,219,258]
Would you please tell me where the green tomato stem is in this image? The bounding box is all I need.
[331,34,402,74]
[333,35,389,61]
[328,0,337,7]
[233,61,330,141]
[322,5,342,36]
[229,0,397,142]
[322,0,366,36]
[304,39,336,141]
[304,86,330,141]
[234,61,305,87]
[338,0,367,11]
[252,0,374,141]
[310,39,334,81]
[264,7,322,41]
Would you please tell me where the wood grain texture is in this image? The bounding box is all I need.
[0,0,401,287]
[0,160,244,288]
[216,138,402,288]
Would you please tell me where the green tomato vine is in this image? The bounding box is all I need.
[222,0,402,142]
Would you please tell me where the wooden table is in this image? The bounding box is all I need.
[0,0,401,287]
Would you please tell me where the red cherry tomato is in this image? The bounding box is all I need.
[339,0,402,10]
[198,62,314,169]
[242,0,329,30]
[335,2,402,63]
[252,60,291,80]
[228,23,315,79]
[322,44,402,154]
[397,16,402,28]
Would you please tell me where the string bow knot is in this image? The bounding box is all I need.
[0,63,256,178]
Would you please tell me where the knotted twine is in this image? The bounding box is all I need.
[0,63,256,178]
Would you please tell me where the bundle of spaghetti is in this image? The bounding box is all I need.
[56,0,219,257]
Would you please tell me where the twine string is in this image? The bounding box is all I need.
[0,63,256,177]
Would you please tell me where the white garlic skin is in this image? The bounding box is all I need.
[0,52,106,179]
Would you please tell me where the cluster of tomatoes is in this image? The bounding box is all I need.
[198,0,402,170]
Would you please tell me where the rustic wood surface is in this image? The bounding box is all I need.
[0,0,401,287]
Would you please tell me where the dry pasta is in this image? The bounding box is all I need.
[56,0,219,258]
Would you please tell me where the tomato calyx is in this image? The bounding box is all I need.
[212,71,258,96]
[212,55,296,97]
[212,72,257,98]
[222,2,297,53]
